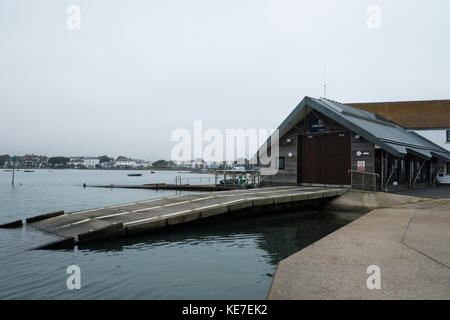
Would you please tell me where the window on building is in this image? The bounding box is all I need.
[278,157,285,170]
[447,162,450,174]
[447,130,450,142]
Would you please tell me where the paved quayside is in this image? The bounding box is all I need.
[268,195,450,299]
[0,186,346,249]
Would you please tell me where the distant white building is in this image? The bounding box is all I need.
[176,160,192,168]
[133,159,146,168]
[101,161,114,168]
[142,160,153,168]
[206,162,218,169]
[192,158,205,169]
[69,157,84,167]
[413,129,450,152]
[83,157,100,168]
[114,159,136,168]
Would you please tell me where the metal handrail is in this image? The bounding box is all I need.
[347,170,380,177]
[213,171,261,189]
[258,174,269,187]
[175,176,215,186]
[348,170,379,192]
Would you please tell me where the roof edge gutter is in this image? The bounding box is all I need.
[430,151,450,161]
[405,148,431,160]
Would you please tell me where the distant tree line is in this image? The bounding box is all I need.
[48,157,70,166]
[0,153,244,171]
[152,159,176,167]
[98,155,112,163]
[0,155,10,166]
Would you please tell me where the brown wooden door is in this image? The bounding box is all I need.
[325,133,351,185]
[300,134,326,184]
[299,133,350,185]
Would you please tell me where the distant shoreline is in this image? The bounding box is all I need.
[2,167,215,173]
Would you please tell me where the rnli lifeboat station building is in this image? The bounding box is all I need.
[260,96,450,191]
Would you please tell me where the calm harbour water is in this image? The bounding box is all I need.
[0,169,362,299]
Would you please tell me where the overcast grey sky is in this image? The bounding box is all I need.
[1,0,449,160]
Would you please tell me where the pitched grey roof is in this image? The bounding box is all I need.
[274,96,450,160]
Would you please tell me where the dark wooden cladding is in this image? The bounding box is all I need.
[300,133,351,185]
[327,133,351,185]
[300,135,325,184]
[267,108,352,186]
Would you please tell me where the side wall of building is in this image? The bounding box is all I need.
[350,134,376,191]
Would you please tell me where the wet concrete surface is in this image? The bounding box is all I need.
[268,196,450,300]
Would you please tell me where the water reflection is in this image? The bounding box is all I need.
[1,208,364,299]
[1,169,366,300]
[80,209,364,265]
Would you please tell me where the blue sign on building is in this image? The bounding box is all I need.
[309,118,325,133]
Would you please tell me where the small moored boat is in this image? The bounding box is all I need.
[127,173,143,177]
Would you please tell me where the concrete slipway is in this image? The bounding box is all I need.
[268,191,450,300]
[0,186,346,249]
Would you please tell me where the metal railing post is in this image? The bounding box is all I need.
[348,170,380,192]
[350,170,353,190]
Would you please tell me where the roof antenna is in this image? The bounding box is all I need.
[323,65,327,99]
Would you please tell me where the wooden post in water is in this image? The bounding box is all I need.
[11,156,17,186]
